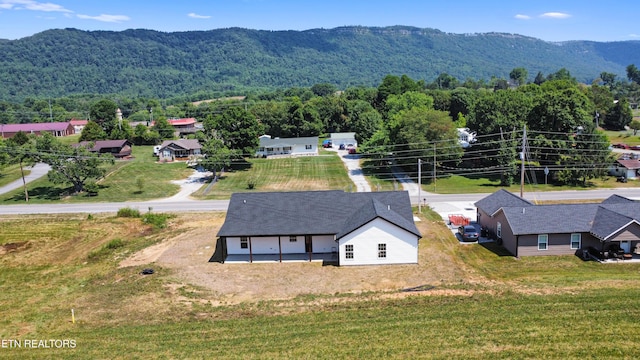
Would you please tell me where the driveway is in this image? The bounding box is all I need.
[327,148,371,192]
[0,163,51,196]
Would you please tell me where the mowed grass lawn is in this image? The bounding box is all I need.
[1,212,640,359]
[0,163,30,188]
[195,153,354,199]
[0,145,193,203]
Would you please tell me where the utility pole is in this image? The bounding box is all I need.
[433,143,436,192]
[520,125,527,198]
[418,158,422,213]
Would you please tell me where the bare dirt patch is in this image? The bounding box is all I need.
[119,213,484,305]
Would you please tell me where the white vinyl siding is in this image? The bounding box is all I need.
[338,218,418,265]
[345,244,354,259]
[538,234,548,251]
[570,233,581,249]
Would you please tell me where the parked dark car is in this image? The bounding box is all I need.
[339,144,345,150]
[348,147,357,154]
[458,225,479,242]
[322,140,332,148]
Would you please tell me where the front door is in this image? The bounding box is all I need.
[305,235,313,253]
[621,241,631,253]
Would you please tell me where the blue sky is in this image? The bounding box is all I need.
[0,0,638,42]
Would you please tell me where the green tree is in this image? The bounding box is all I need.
[152,117,175,140]
[385,91,434,119]
[389,108,463,168]
[89,99,118,135]
[311,83,337,97]
[33,133,113,194]
[626,64,640,84]
[533,71,546,85]
[346,100,383,144]
[509,67,528,86]
[599,72,617,87]
[282,97,322,138]
[110,120,133,140]
[376,75,402,108]
[199,136,236,178]
[605,98,633,130]
[79,120,107,142]
[629,120,640,135]
[214,107,263,156]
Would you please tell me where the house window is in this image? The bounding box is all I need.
[284,146,292,151]
[571,233,581,249]
[266,147,273,152]
[497,222,502,238]
[538,234,548,250]
[345,244,354,259]
[258,147,264,152]
[289,236,297,242]
[305,144,312,150]
[378,243,387,258]
[240,237,248,249]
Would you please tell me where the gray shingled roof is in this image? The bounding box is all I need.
[217,190,421,239]
[474,189,533,216]
[502,204,600,235]
[482,191,640,240]
[159,139,201,151]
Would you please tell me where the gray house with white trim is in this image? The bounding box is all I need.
[475,189,640,257]
[216,190,421,265]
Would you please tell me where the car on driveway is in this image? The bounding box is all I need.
[458,225,479,242]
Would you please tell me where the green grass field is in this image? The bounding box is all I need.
[0,164,30,188]
[1,211,640,359]
[194,152,354,199]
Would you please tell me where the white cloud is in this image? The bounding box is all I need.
[514,14,531,20]
[629,34,640,38]
[540,12,571,19]
[0,0,72,13]
[188,12,211,19]
[76,14,130,23]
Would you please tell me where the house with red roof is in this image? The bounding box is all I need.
[69,119,89,134]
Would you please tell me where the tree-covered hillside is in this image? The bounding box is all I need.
[0,26,638,101]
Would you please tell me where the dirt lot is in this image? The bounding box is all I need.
[120,213,480,305]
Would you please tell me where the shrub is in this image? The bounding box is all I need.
[117,207,141,218]
[142,212,172,229]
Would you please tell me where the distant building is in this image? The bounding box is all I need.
[330,132,357,149]
[0,122,75,139]
[69,119,89,134]
[256,135,318,157]
[457,128,477,148]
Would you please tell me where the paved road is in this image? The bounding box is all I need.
[0,163,51,196]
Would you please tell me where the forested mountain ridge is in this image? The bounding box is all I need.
[0,26,638,101]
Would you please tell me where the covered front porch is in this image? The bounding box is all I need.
[224,252,337,264]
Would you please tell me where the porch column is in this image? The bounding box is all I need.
[278,236,282,263]
[249,237,253,263]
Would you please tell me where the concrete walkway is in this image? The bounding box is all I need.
[0,163,51,196]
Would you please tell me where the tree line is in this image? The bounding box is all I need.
[1,67,639,196]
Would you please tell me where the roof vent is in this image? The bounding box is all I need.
[243,200,246,204]
[522,208,525,214]
[387,205,390,211]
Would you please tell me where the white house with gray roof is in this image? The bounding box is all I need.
[256,135,318,157]
[216,190,421,265]
[476,189,640,258]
